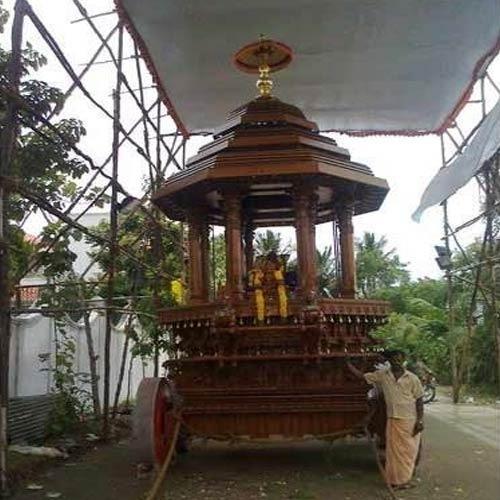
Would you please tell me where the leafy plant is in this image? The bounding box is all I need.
[1,2,107,291]
[39,320,92,436]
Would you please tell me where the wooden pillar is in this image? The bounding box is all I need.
[339,205,356,298]
[187,210,208,303]
[294,186,317,300]
[224,192,243,299]
[332,219,342,293]
[201,223,210,300]
[244,223,255,273]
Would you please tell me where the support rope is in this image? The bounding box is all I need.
[144,416,182,500]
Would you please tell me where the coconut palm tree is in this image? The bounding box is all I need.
[254,230,293,256]
[356,232,409,297]
[316,246,337,297]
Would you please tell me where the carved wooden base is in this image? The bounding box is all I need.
[157,297,389,439]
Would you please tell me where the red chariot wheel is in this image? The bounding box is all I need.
[133,378,180,464]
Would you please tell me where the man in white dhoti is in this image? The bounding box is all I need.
[347,350,424,490]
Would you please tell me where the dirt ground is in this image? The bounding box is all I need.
[10,401,500,500]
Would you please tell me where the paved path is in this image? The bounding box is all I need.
[425,398,499,450]
[11,399,500,500]
[418,400,499,500]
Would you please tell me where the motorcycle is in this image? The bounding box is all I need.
[421,373,437,404]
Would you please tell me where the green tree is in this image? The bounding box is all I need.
[1,1,98,288]
[374,279,449,382]
[9,226,37,281]
[374,242,500,401]
[356,232,409,298]
[317,246,337,297]
[447,239,499,397]
[36,221,103,418]
[1,0,108,429]
[86,212,183,366]
[254,229,293,256]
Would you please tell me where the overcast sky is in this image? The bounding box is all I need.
[3,0,499,281]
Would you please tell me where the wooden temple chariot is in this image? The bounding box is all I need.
[133,39,390,464]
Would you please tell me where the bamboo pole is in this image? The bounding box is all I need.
[152,100,162,377]
[71,0,184,172]
[0,0,189,465]
[47,23,119,120]
[112,309,134,418]
[23,4,163,174]
[440,134,460,403]
[102,23,124,439]
[82,307,101,417]
[485,158,500,393]
[134,42,152,164]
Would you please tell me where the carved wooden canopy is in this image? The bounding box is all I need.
[152,96,389,226]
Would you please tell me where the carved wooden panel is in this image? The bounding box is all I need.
[159,296,388,439]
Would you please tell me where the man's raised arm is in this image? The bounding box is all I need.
[345,358,366,380]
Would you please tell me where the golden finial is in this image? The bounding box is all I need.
[233,37,293,98]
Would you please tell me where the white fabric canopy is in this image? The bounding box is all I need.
[116,0,500,135]
[413,98,500,222]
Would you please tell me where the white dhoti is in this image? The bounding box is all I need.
[385,417,421,486]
